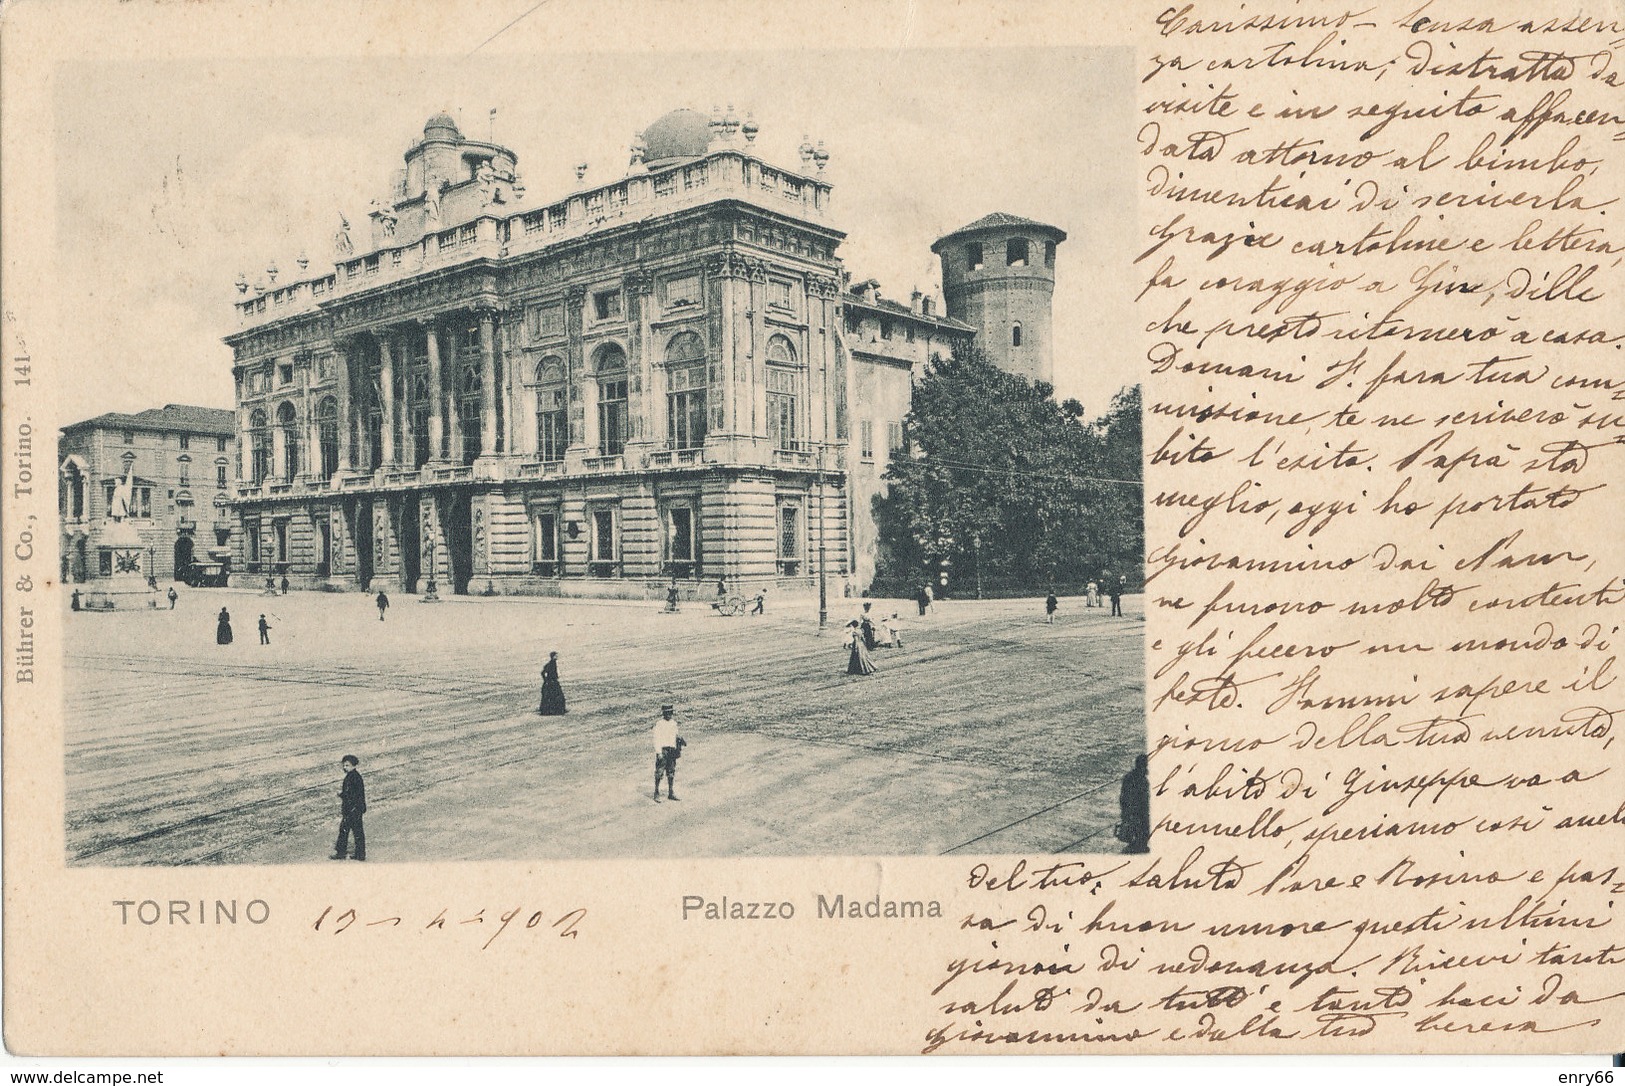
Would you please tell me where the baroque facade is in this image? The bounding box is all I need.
[226,109,1058,596]
[58,405,237,584]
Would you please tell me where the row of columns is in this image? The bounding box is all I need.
[241,256,845,486]
[327,309,510,475]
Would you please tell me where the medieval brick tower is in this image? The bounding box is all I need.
[931,212,1066,386]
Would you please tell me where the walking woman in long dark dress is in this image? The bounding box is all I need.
[845,620,877,676]
[537,651,567,714]
[216,606,233,645]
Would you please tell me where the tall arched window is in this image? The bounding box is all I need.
[594,343,628,456]
[535,357,567,462]
[276,401,301,480]
[248,409,270,484]
[316,396,339,479]
[410,376,431,467]
[1011,322,1023,348]
[459,365,482,462]
[665,332,707,450]
[765,334,800,452]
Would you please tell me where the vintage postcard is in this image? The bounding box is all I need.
[3,0,1622,1061]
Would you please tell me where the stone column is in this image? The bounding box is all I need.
[748,260,769,442]
[709,250,748,438]
[379,332,397,469]
[564,286,588,457]
[811,276,837,446]
[499,308,520,455]
[304,370,320,483]
[336,342,354,471]
[447,321,465,462]
[626,269,655,447]
[423,319,443,462]
[399,348,415,469]
[236,400,251,484]
[478,310,497,456]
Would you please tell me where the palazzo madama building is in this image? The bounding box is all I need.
[226,108,1060,597]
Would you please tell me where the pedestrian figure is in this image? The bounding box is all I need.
[652,703,685,801]
[331,754,367,861]
[1116,754,1151,854]
[750,588,766,616]
[264,575,277,595]
[538,651,567,715]
[859,602,878,650]
[216,607,233,645]
[916,584,930,617]
[167,586,178,609]
[924,583,935,615]
[1086,580,1100,609]
[258,614,272,645]
[1109,578,1123,617]
[879,611,902,647]
[1045,591,1058,624]
[716,577,727,601]
[846,620,877,676]
[280,575,290,595]
[376,591,389,621]
[665,579,681,613]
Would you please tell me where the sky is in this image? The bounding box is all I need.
[53,43,1135,426]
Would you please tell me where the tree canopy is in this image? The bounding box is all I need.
[871,351,1141,597]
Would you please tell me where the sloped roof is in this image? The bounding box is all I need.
[63,404,235,437]
[843,292,977,333]
[932,212,1067,251]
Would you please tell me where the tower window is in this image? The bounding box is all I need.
[1007,238,1029,267]
[966,243,983,271]
[1012,322,1023,348]
[1045,240,1056,267]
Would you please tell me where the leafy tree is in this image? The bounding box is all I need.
[871,350,1141,597]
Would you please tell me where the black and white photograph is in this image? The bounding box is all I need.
[51,46,1144,865]
[7,0,1625,1069]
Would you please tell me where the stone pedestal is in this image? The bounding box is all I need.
[80,519,160,612]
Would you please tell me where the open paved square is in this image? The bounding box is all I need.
[63,589,1143,865]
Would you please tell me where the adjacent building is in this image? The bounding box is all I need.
[223,107,1061,597]
[58,405,237,584]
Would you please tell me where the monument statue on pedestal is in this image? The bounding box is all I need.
[82,466,161,611]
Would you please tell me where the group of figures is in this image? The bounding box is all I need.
[214,607,272,645]
[1084,576,1126,616]
[185,587,1143,856]
[845,601,903,677]
[533,652,683,801]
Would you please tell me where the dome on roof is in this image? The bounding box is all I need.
[642,108,712,166]
[424,112,461,139]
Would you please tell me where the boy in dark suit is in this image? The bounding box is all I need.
[331,754,367,861]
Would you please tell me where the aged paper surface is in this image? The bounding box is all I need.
[3,0,1623,1059]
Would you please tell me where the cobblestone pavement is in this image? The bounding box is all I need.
[63,588,1144,864]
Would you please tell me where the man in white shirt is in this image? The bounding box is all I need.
[653,702,684,802]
